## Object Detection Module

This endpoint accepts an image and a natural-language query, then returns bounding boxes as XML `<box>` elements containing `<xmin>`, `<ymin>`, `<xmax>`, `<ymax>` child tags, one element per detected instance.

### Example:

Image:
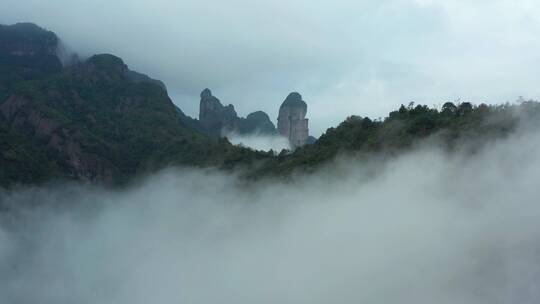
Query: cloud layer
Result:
<box><xmin>226</xmin><ymin>132</ymin><xmax>291</xmax><ymax>152</ymax></box>
<box><xmin>2</xmin><ymin>0</ymin><xmax>540</xmax><ymax>135</ymax></box>
<box><xmin>2</xmin><ymin>123</ymin><xmax>540</xmax><ymax>303</ymax></box>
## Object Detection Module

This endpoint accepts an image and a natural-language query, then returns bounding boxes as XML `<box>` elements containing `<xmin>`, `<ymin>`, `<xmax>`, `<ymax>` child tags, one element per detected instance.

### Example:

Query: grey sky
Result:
<box><xmin>2</xmin><ymin>0</ymin><xmax>540</xmax><ymax>135</ymax></box>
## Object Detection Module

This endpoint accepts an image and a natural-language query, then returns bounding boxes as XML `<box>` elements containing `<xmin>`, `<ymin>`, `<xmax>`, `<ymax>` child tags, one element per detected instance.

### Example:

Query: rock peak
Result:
<box><xmin>197</xmin><ymin>89</ymin><xmax>277</xmax><ymax>137</ymax></box>
<box><xmin>199</xmin><ymin>89</ymin><xmax>238</xmax><ymax>135</ymax></box>
<box><xmin>0</xmin><ymin>22</ymin><xmax>61</xmax><ymax>73</ymax></box>
<box><xmin>282</xmin><ymin>92</ymin><xmax>307</xmax><ymax>109</ymax></box>
<box><xmin>201</xmin><ymin>88</ymin><xmax>212</xmax><ymax>99</ymax></box>
<box><xmin>278</xmin><ymin>92</ymin><xmax>309</xmax><ymax>147</ymax></box>
<box><xmin>285</xmin><ymin>92</ymin><xmax>302</xmax><ymax>102</ymax></box>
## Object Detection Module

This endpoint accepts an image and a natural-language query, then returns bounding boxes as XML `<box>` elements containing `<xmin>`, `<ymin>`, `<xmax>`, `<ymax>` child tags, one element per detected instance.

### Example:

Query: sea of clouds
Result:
<box><xmin>1</xmin><ymin>123</ymin><xmax>540</xmax><ymax>303</ymax></box>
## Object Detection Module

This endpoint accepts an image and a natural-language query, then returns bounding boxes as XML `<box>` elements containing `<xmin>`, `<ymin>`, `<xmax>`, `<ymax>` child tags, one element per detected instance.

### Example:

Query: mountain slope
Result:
<box><xmin>0</xmin><ymin>23</ymin><xmax>269</xmax><ymax>187</ymax></box>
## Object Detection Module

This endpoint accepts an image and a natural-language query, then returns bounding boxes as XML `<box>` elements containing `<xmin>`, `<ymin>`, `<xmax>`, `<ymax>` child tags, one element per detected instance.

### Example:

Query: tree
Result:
<box><xmin>457</xmin><ymin>102</ymin><xmax>473</xmax><ymax>115</ymax></box>
<box><xmin>441</xmin><ymin>102</ymin><xmax>457</xmax><ymax>115</ymax></box>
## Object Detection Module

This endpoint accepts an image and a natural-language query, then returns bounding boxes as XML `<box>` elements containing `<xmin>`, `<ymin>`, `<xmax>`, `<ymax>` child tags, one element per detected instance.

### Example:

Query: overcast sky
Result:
<box><xmin>2</xmin><ymin>0</ymin><xmax>540</xmax><ymax>135</ymax></box>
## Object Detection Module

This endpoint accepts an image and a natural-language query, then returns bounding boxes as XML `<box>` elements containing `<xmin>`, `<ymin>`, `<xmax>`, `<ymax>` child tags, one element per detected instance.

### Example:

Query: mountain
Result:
<box><xmin>0</xmin><ymin>23</ymin><xmax>269</xmax><ymax>187</ymax></box>
<box><xmin>198</xmin><ymin>88</ymin><xmax>277</xmax><ymax>137</ymax></box>
<box><xmin>175</xmin><ymin>88</ymin><xmax>278</xmax><ymax>138</ymax></box>
<box><xmin>198</xmin><ymin>88</ymin><xmax>240</xmax><ymax>136</ymax></box>
<box><xmin>240</xmin><ymin>111</ymin><xmax>276</xmax><ymax>135</ymax></box>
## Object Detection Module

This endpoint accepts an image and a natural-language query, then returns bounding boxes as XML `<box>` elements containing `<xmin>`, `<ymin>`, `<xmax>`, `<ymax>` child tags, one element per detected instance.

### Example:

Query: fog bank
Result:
<box><xmin>226</xmin><ymin>132</ymin><xmax>291</xmax><ymax>152</ymax></box>
<box><xmin>1</xmin><ymin>129</ymin><xmax>540</xmax><ymax>303</ymax></box>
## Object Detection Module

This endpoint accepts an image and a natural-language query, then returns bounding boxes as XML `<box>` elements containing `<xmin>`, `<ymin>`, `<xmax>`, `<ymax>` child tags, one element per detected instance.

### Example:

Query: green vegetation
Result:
<box><xmin>254</xmin><ymin>100</ymin><xmax>540</xmax><ymax>177</ymax></box>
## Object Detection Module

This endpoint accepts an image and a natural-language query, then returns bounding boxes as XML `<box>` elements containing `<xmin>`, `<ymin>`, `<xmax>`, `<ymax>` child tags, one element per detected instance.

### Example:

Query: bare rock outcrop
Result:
<box><xmin>277</xmin><ymin>92</ymin><xmax>309</xmax><ymax>147</ymax></box>
<box><xmin>198</xmin><ymin>88</ymin><xmax>276</xmax><ymax>137</ymax></box>
<box><xmin>240</xmin><ymin>111</ymin><xmax>276</xmax><ymax>135</ymax></box>
<box><xmin>199</xmin><ymin>88</ymin><xmax>239</xmax><ymax>136</ymax></box>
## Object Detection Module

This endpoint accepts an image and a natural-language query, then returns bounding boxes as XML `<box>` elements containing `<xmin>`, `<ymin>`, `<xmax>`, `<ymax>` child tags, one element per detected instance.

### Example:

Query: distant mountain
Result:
<box><xmin>240</xmin><ymin>111</ymin><xmax>276</xmax><ymax>135</ymax></box>
<box><xmin>198</xmin><ymin>88</ymin><xmax>277</xmax><ymax>137</ymax></box>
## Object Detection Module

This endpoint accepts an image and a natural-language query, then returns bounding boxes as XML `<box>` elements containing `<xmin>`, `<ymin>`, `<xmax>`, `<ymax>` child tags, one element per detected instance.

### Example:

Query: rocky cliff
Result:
<box><xmin>277</xmin><ymin>92</ymin><xmax>309</xmax><ymax>146</ymax></box>
<box><xmin>199</xmin><ymin>88</ymin><xmax>239</xmax><ymax>136</ymax></box>
<box><xmin>198</xmin><ymin>88</ymin><xmax>276</xmax><ymax>137</ymax></box>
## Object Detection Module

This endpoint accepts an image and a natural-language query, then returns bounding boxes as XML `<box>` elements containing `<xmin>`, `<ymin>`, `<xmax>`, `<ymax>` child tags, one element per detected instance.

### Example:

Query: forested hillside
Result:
<box><xmin>0</xmin><ymin>23</ymin><xmax>268</xmax><ymax>187</ymax></box>
<box><xmin>256</xmin><ymin>100</ymin><xmax>540</xmax><ymax>177</ymax></box>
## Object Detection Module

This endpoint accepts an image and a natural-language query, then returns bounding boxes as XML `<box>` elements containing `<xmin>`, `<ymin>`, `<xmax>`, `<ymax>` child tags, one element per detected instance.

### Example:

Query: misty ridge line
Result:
<box><xmin>1</xmin><ymin>104</ymin><xmax>539</xmax><ymax>209</ymax></box>
<box><xmin>5</xmin><ymin>22</ymin><xmax>540</xmax><ymax>188</ymax></box>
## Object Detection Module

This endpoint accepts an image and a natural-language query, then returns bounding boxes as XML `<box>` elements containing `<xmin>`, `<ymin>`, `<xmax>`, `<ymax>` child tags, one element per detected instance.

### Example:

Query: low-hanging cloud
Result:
<box><xmin>226</xmin><ymin>132</ymin><xmax>291</xmax><ymax>152</ymax></box>
<box><xmin>2</xmin><ymin>121</ymin><xmax>540</xmax><ymax>303</ymax></box>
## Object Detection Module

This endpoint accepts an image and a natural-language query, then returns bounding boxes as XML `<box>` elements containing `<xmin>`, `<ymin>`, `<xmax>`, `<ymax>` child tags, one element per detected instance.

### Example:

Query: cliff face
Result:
<box><xmin>199</xmin><ymin>88</ymin><xmax>239</xmax><ymax>136</ymax></box>
<box><xmin>277</xmin><ymin>92</ymin><xmax>309</xmax><ymax>147</ymax></box>
<box><xmin>197</xmin><ymin>90</ymin><xmax>312</xmax><ymax>145</ymax></box>
<box><xmin>198</xmin><ymin>88</ymin><xmax>276</xmax><ymax>136</ymax></box>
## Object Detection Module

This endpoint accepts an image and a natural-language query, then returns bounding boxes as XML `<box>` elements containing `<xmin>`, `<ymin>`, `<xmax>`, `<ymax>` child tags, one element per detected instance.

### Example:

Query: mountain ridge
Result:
<box><xmin>0</xmin><ymin>23</ymin><xmax>271</xmax><ymax>187</ymax></box>
<box><xmin>2</xmin><ymin>22</ymin><xmax>540</xmax><ymax>188</ymax></box>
